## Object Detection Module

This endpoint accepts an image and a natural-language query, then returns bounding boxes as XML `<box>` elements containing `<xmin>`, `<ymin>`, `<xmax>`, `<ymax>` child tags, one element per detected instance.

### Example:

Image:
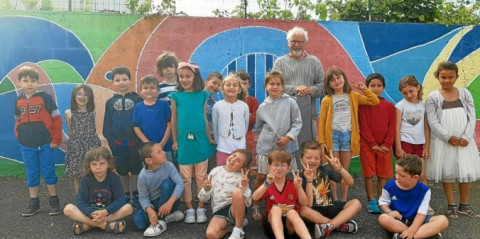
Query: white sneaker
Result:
<box><xmin>165</xmin><ymin>210</ymin><xmax>184</xmax><ymax>223</ymax></box>
<box><xmin>143</xmin><ymin>220</ymin><xmax>167</xmax><ymax>237</ymax></box>
<box><xmin>196</xmin><ymin>207</ymin><xmax>208</xmax><ymax>223</ymax></box>
<box><xmin>184</xmin><ymin>208</ymin><xmax>195</xmax><ymax>224</ymax></box>
<box><xmin>228</xmin><ymin>227</ymin><xmax>245</xmax><ymax>239</ymax></box>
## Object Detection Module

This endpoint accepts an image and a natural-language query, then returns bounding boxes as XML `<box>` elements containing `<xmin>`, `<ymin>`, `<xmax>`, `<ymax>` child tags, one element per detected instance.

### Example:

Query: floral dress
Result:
<box><xmin>65</xmin><ymin>111</ymin><xmax>101</xmax><ymax>177</ymax></box>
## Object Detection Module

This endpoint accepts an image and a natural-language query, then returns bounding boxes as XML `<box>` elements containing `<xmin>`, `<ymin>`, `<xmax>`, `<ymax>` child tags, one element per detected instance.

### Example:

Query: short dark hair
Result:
<box><xmin>299</xmin><ymin>141</ymin><xmax>322</xmax><ymax>158</ymax></box>
<box><xmin>112</xmin><ymin>66</ymin><xmax>131</xmax><ymax>80</ymax></box>
<box><xmin>18</xmin><ymin>66</ymin><xmax>39</xmax><ymax>81</ymax></box>
<box><xmin>138</xmin><ymin>142</ymin><xmax>156</xmax><ymax>164</ymax></box>
<box><xmin>236</xmin><ymin>70</ymin><xmax>251</xmax><ymax>83</ymax></box>
<box><xmin>434</xmin><ymin>61</ymin><xmax>458</xmax><ymax>78</ymax></box>
<box><xmin>264</xmin><ymin>70</ymin><xmax>284</xmax><ymax>87</ymax></box>
<box><xmin>205</xmin><ymin>71</ymin><xmax>223</xmax><ymax>82</ymax></box>
<box><xmin>324</xmin><ymin>66</ymin><xmax>351</xmax><ymax>96</ymax></box>
<box><xmin>396</xmin><ymin>154</ymin><xmax>422</xmax><ymax>176</ymax></box>
<box><xmin>366</xmin><ymin>73</ymin><xmax>385</xmax><ymax>87</ymax></box>
<box><xmin>140</xmin><ymin>75</ymin><xmax>159</xmax><ymax>89</ymax></box>
<box><xmin>267</xmin><ymin>149</ymin><xmax>292</xmax><ymax>165</ymax></box>
<box><xmin>156</xmin><ymin>52</ymin><xmax>178</xmax><ymax>76</ymax></box>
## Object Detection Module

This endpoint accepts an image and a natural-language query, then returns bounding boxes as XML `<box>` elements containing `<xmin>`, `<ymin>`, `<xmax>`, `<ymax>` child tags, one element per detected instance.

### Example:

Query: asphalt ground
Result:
<box><xmin>1</xmin><ymin>176</ymin><xmax>479</xmax><ymax>239</ymax></box>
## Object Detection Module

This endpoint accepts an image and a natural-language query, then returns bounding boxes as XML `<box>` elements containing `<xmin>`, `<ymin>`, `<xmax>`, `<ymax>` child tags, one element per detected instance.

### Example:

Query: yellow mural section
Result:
<box><xmin>423</xmin><ymin>26</ymin><xmax>477</xmax><ymax>99</ymax></box>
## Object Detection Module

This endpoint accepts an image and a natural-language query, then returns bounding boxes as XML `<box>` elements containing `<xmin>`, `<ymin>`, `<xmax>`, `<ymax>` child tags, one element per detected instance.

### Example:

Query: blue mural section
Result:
<box><xmin>449</xmin><ymin>25</ymin><xmax>480</xmax><ymax>63</ymax></box>
<box><xmin>0</xmin><ymin>16</ymin><xmax>93</xmax><ymax>80</ymax></box>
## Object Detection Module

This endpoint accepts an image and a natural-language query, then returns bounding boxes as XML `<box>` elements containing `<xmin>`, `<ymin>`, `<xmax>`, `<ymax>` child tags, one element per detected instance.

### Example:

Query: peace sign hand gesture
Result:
<box><xmin>301</xmin><ymin>162</ymin><xmax>314</xmax><ymax>181</ymax></box>
<box><xmin>240</xmin><ymin>168</ymin><xmax>250</xmax><ymax>191</ymax></box>
<box><xmin>292</xmin><ymin>170</ymin><xmax>303</xmax><ymax>189</ymax></box>
<box><xmin>325</xmin><ymin>151</ymin><xmax>342</xmax><ymax>172</ymax></box>
<box><xmin>266</xmin><ymin>169</ymin><xmax>276</xmax><ymax>185</ymax></box>
<box><xmin>204</xmin><ymin>175</ymin><xmax>213</xmax><ymax>191</ymax></box>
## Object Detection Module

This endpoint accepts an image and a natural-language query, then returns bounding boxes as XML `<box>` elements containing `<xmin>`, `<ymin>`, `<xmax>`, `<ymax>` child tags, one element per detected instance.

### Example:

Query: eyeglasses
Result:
<box><xmin>271</xmin><ymin>163</ymin><xmax>288</xmax><ymax>168</ymax></box>
<box><xmin>75</xmin><ymin>93</ymin><xmax>88</xmax><ymax>98</ymax></box>
<box><xmin>289</xmin><ymin>40</ymin><xmax>305</xmax><ymax>45</ymax></box>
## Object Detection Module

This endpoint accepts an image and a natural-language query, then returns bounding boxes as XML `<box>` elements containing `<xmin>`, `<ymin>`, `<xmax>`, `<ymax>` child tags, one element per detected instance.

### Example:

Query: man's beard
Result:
<box><xmin>291</xmin><ymin>49</ymin><xmax>303</xmax><ymax>57</ymax></box>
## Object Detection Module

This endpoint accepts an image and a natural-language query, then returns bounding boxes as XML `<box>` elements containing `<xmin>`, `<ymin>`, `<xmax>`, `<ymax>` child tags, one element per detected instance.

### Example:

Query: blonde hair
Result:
<box><xmin>267</xmin><ymin>149</ymin><xmax>292</xmax><ymax>165</ymax></box>
<box><xmin>398</xmin><ymin>75</ymin><xmax>422</xmax><ymax>100</ymax></box>
<box><xmin>222</xmin><ymin>74</ymin><xmax>246</xmax><ymax>101</ymax></box>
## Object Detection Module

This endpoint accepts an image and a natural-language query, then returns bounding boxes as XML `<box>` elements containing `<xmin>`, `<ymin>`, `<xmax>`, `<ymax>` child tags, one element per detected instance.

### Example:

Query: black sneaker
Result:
<box><xmin>49</xmin><ymin>195</ymin><xmax>61</xmax><ymax>216</ymax></box>
<box><xmin>22</xmin><ymin>197</ymin><xmax>40</xmax><ymax>217</ymax></box>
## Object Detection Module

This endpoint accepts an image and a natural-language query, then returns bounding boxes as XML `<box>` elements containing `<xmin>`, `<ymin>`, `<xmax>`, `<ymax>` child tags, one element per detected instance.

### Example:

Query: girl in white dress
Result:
<box><xmin>426</xmin><ymin>61</ymin><xmax>480</xmax><ymax>220</ymax></box>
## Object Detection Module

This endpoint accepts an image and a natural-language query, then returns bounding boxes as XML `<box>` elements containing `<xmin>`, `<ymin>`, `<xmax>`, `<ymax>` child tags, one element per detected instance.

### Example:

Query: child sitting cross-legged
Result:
<box><xmin>252</xmin><ymin>149</ymin><xmax>311</xmax><ymax>239</ymax></box>
<box><xmin>378</xmin><ymin>154</ymin><xmax>449</xmax><ymax>239</ymax></box>
<box><xmin>299</xmin><ymin>141</ymin><xmax>362</xmax><ymax>239</ymax></box>
<box><xmin>199</xmin><ymin>149</ymin><xmax>252</xmax><ymax>239</ymax></box>
<box><xmin>134</xmin><ymin>142</ymin><xmax>185</xmax><ymax>237</ymax></box>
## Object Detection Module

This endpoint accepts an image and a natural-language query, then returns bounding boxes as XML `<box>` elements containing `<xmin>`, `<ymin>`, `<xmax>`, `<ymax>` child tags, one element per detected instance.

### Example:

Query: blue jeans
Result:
<box><xmin>133</xmin><ymin>179</ymin><xmax>180</xmax><ymax>230</ymax></box>
<box><xmin>20</xmin><ymin>143</ymin><xmax>58</xmax><ymax>187</ymax></box>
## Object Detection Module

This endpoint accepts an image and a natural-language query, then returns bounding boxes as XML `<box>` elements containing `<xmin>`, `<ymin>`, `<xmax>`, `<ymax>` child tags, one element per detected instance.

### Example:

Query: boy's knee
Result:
<box><xmin>161</xmin><ymin>178</ymin><xmax>175</xmax><ymax>191</ymax></box>
<box><xmin>346</xmin><ymin>198</ymin><xmax>362</xmax><ymax>212</ymax></box>
<box><xmin>378</xmin><ymin>213</ymin><xmax>392</xmax><ymax>225</ymax></box>
<box><xmin>63</xmin><ymin>203</ymin><xmax>76</xmax><ymax>216</ymax></box>
<box><xmin>433</xmin><ymin>215</ymin><xmax>449</xmax><ymax>229</ymax></box>
<box><xmin>205</xmin><ymin>227</ymin><xmax>217</xmax><ymax>239</ymax></box>
<box><xmin>121</xmin><ymin>203</ymin><xmax>134</xmax><ymax>215</ymax></box>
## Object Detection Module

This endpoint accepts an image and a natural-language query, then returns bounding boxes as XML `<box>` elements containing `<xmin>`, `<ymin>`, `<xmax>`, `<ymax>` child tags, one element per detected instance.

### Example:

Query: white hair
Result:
<box><xmin>286</xmin><ymin>26</ymin><xmax>308</xmax><ymax>43</ymax></box>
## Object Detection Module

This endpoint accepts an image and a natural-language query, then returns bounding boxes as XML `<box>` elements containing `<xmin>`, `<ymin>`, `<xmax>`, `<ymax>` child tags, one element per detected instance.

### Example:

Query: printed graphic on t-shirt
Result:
<box><xmin>313</xmin><ymin>178</ymin><xmax>331</xmax><ymax>206</ymax></box>
<box><xmin>404</xmin><ymin>109</ymin><xmax>422</xmax><ymax>126</ymax></box>
<box><xmin>113</xmin><ymin>98</ymin><xmax>135</xmax><ymax>111</ymax></box>
<box><xmin>90</xmin><ymin>189</ymin><xmax>112</xmax><ymax>209</ymax></box>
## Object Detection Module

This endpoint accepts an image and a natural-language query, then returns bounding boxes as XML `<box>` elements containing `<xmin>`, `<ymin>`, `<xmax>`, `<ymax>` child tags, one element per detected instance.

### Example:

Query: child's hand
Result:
<box><xmin>388</xmin><ymin>210</ymin><xmax>402</xmax><ymax>220</ymax></box>
<box><xmin>208</xmin><ymin>138</ymin><xmax>216</xmax><ymax>145</ymax></box>
<box><xmin>448</xmin><ymin>136</ymin><xmax>460</xmax><ymax>146</ymax></box>
<box><xmin>372</xmin><ymin>145</ymin><xmax>381</xmax><ymax>152</ymax></box>
<box><xmin>203</xmin><ymin>175</ymin><xmax>212</xmax><ymax>191</ymax></box>
<box><xmin>50</xmin><ymin>143</ymin><xmax>59</xmax><ymax>148</ymax></box>
<box><xmin>325</xmin><ymin>151</ymin><xmax>342</xmax><ymax>172</ymax></box>
<box><xmin>158</xmin><ymin>201</ymin><xmax>173</xmax><ymax>218</ymax></box>
<box><xmin>276</xmin><ymin>136</ymin><xmax>290</xmax><ymax>148</ymax></box>
<box><xmin>400</xmin><ymin>227</ymin><xmax>416</xmax><ymax>239</ymax></box>
<box><xmin>240</xmin><ymin>168</ymin><xmax>250</xmax><ymax>191</ymax></box>
<box><xmin>352</xmin><ymin>81</ymin><xmax>367</xmax><ymax>90</ymax></box>
<box><xmin>172</xmin><ymin>142</ymin><xmax>178</xmax><ymax>151</ymax></box>
<box><xmin>146</xmin><ymin>207</ymin><xmax>158</xmax><ymax>226</ymax></box>
<box><xmin>379</xmin><ymin>146</ymin><xmax>390</xmax><ymax>154</ymax></box>
<box><xmin>266</xmin><ymin>169</ymin><xmax>276</xmax><ymax>185</ymax></box>
<box><xmin>459</xmin><ymin>138</ymin><xmax>469</xmax><ymax>147</ymax></box>
<box><xmin>300</xmin><ymin>162</ymin><xmax>314</xmax><ymax>181</ymax></box>
<box><xmin>292</xmin><ymin>170</ymin><xmax>303</xmax><ymax>189</ymax></box>
<box><xmin>91</xmin><ymin>210</ymin><xmax>107</xmax><ymax>224</ymax></box>
<box><xmin>320</xmin><ymin>143</ymin><xmax>328</xmax><ymax>155</ymax></box>
<box><xmin>395</xmin><ymin>148</ymin><xmax>405</xmax><ymax>158</ymax></box>
<box><xmin>422</xmin><ymin>147</ymin><xmax>429</xmax><ymax>159</ymax></box>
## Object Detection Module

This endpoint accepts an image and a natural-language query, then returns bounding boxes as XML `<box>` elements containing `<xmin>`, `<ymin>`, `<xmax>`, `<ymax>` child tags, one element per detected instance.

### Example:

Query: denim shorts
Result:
<box><xmin>332</xmin><ymin>130</ymin><xmax>351</xmax><ymax>152</ymax></box>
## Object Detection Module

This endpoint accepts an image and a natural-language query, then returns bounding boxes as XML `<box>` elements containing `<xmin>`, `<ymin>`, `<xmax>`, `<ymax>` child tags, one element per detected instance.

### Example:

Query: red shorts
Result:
<box><xmin>359</xmin><ymin>139</ymin><xmax>393</xmax><ymax>178</ymax></box>
<box><xmin>400</xmin><ymin>141</ymin><xmax>424</xmax><ymax>158</ymax></box>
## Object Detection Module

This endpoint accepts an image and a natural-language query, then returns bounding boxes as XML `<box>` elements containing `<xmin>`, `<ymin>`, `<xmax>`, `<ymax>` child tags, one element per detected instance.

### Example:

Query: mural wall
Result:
<box><xmin>1</xmin><ymin>11</ymin><xmax>479</xmax><ymax>163</ymax></box>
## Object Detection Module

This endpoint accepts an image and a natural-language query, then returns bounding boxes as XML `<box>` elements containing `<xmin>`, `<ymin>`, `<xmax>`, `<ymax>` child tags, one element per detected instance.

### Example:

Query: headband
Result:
<box><xmin>177</xmin><ymin>62</ymin><xmax>199</xmax><ymax>73</ymax></box>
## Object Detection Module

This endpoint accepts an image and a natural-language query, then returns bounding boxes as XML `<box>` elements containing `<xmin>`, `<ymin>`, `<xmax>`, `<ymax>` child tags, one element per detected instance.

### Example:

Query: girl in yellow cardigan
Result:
<box><xmin>318</xmin><ymin>66</ymin><xmax>379</xmax><ymax>202</ymax></box>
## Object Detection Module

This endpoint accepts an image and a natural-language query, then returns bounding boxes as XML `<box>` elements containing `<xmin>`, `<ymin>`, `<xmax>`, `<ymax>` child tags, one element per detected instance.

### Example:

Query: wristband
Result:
<box><xmin>306</xmin><ymin>180</ymin><xmax>313</xmax><ymax>184</ymax></box>
<box><xmin>385</xmin><ymin>209</ymin><xmax>393</xmax><ymax>214</ymax></box>
<box><xmin>264</xmin><ymin>181</ymin><xmax>271</xmax><ymax>187</ymax></box>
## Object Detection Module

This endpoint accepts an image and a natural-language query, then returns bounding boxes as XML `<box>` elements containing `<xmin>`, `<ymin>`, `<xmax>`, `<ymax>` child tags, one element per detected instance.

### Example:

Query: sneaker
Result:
<box><xmin>228</xmin><ymin>227</ymin><xmax>245</xmax><ymax>239</ymax></box>
<box><xmin>184</xmin><ymin>208</ymin><xmax>195</xmax><ymax>224</ymax></box>
<box><xmin>143</xmin><ymin>220</ymin><xmax>167</xmax><ymax>237</ymax></box>
<box><xmin>367</xmin><ymin>199</ymin><xmax>381</xmax><ymax>214</ymax></box>
<box><xmin>337</xmin><ymin>220</ymin><xmax>358</xmax><ymax>233</ymax></box>
<box><xmin>48</xmin><ymin>195</ymin><xmax>61</xmax><ymax>216</ymax></box>
<box><xmin>196</xmin><ymin>207</ymin><xmax>208</xmax><ymax>223</ymax></box>
<box><xmin>22</xmin><ymin>197</ymin><xmax>40</xmax><ymax>217</ymax></box>
<box><xmin>314</xmin><ymin>223</ymin><xmax>333</xmax><ymax>239</ymax></box>
<box><xmin>165</xmin><ymin>210</ymin><xmax>184</xmax><ymax>223</ymax></box>
<box><xmin>226</xmin><ymin>219</ymin><xmax>249</xmax><ymax>230</ymax></box>
<box><xmin>392</xmin><ymin>233</ymin><xmax>400</xmax><ymax>239</ymax></box>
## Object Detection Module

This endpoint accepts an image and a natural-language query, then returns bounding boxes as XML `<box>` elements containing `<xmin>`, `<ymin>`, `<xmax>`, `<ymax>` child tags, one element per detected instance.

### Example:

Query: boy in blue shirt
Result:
<box><xmin>103</xmin><ymin>66</ymin><xmax>143</xmax><ymax>208</ymax></box>
<box><xmin>134</xmin><ymin>142</ymin><xmax>184</xmax><ymax>237</ymax></box>
<box><xmin>378</xmin><ymin>155</ymin><xmax>448</xmax><ymax>239</ymax></box>
<box><xmin>132</xmin><ymin>75</ymin><xmax>172</xmax><ymax>161</ymax></box>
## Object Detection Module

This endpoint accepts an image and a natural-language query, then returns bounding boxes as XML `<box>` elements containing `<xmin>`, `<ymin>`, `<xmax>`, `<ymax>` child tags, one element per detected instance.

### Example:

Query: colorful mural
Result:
<box><xmin>1</xmin><ymin>11</ymin><xmax>479</xmax><ymax>163</ymax></box>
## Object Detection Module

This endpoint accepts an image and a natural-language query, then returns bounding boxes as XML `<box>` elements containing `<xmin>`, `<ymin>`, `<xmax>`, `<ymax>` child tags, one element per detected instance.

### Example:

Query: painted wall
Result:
<box><xmin>1</xmin><ymin>11</ymin><xmax>479</xmax><ymax>163</ymax></box>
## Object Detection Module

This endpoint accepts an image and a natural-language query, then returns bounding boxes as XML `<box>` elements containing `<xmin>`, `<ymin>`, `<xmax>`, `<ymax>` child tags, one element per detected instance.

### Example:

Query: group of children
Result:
<box><xmin>14</xmin><ymin>52</ymin><xmax>478</xmax><ymax>238</ymax></box>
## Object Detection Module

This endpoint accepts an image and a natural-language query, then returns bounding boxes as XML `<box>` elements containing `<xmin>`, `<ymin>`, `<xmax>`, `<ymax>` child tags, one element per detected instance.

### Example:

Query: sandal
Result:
<box><xmin>105</xmin><ymin>220</ymin><xmax>126</xmax><ymax>234</ymax></box>
<box><xmin>458</xmin><ymin>204</ymin><xmax>480</xmax><ymax>219</ymax></box>
<box><xmin>445</xmin><ymin>204</ymin><xmax>459</xmax><ymax>219</ymax></box>
<box><xmin>72</xmin><ymin>221</ymin><xmax>89</xmax><ymax>235</ymax></box>
<box><xmin>252</xmin><ymin>206</ymin><xmax>262</xmax><ymax>221</ymax></box>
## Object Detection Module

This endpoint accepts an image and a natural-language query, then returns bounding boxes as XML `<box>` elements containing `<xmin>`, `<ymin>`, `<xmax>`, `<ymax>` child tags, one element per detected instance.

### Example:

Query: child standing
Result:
<box><xmin>14</xmin><ymin>66</ymin><xmax>62</xmax><ymax>217</ymax></box>
<box><xmin>103</xmin><ymin>66</ymin><xmax>143</xmax><ymax>208</ymax></box>
<box><xmin>252</xmin><ymin>71</ymin><xmax>302</xmax><ymax>220</ymax></box>
<box><xmin>156</xmin><ymin>51</ymin><xmax>179</xmax><ymax>101</ymax></box>
<box><xmin>358</xmin><ymin>73</ymin><xmax>395</xmax><ymax>213</ymax></box>
<box><xmin>394</xmin><ymin>75</ymin><xmax>432</xmax><ymax>214</ymax></box>
<box><xmin>170</xmin><ymin>62</ymin><xmax>216</xmax><ymax>224</ymax></box>
<box><xmin>236</xmin><ymin>70</ymin><xmax>259</xmax><ymax>172</ymax></box>
<box><xmin>212</xmin><ymin>75</ymin><xmax>249</xmax><ymax>166</ymax></box>
<box><xmin>63</xmin><ymin>147</ymin><xmax>133</xmax><ymax>235</ymax></box>
<box><xmin>252</xmin><ymin>149</ymin><xmax>310</xmax><ymax>239</ymax></box>
<box><xmin>318</xmin><ymin>66</ymin><xmax>379</xmax><ymax>202</ymax></box>
<box><xmin>426</xmin><ymin>61</ymin><xmax>480</xmax><ymax>219</ymax></box>
<box><xmin>65</xmin><ymin>84</ymin><xmax>101</xmax><ymax>194</ymax></box>
<box><xmin>205</xmin><ymin>71</ymin><xmax>224</xmax><ymax>126</ymax></box>
<box><xmin>378</xmin><ymin>155</ymin><xmax>448</xmax><ymax>238</ymax></box>
<box><xmin>132</xmin><ymin>75</ymin><xmax>172</xmax><ymax>160</ymax></box>
<box><xmin>299</xmin><ymin>142</ymin><xmax>361</xmax><ymax>239</ymax></box>
<box><xmin>134</xmin><ymin>142</ymin><xmax>185</xmax><ymax>237</ymax></box>
<box><xmin>199</xmin><ymin>149</ymin><xmax>252</xmax><ymax>239</ymax></box>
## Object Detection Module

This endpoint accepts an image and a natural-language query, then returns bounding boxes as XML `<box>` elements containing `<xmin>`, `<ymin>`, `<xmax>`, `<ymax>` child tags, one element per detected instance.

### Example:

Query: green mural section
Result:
<box><xmin>468</xmin><ymin>76</ymin><xmax>480</xmax><ymax>119</ymax></box>
<box><xmin>39</xmin><ymin>60</ymin><xmax>84</xmax><ymax>84</ymax></box>
<box><xmin>0</xmin><ymin>77</ymin><xmax>15</xmax><ymax>94</ymax></box>
<box><xmin>0</xmin><ymin>10</ymin><xmax>141</xmax><ymax>62</ymax></box>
